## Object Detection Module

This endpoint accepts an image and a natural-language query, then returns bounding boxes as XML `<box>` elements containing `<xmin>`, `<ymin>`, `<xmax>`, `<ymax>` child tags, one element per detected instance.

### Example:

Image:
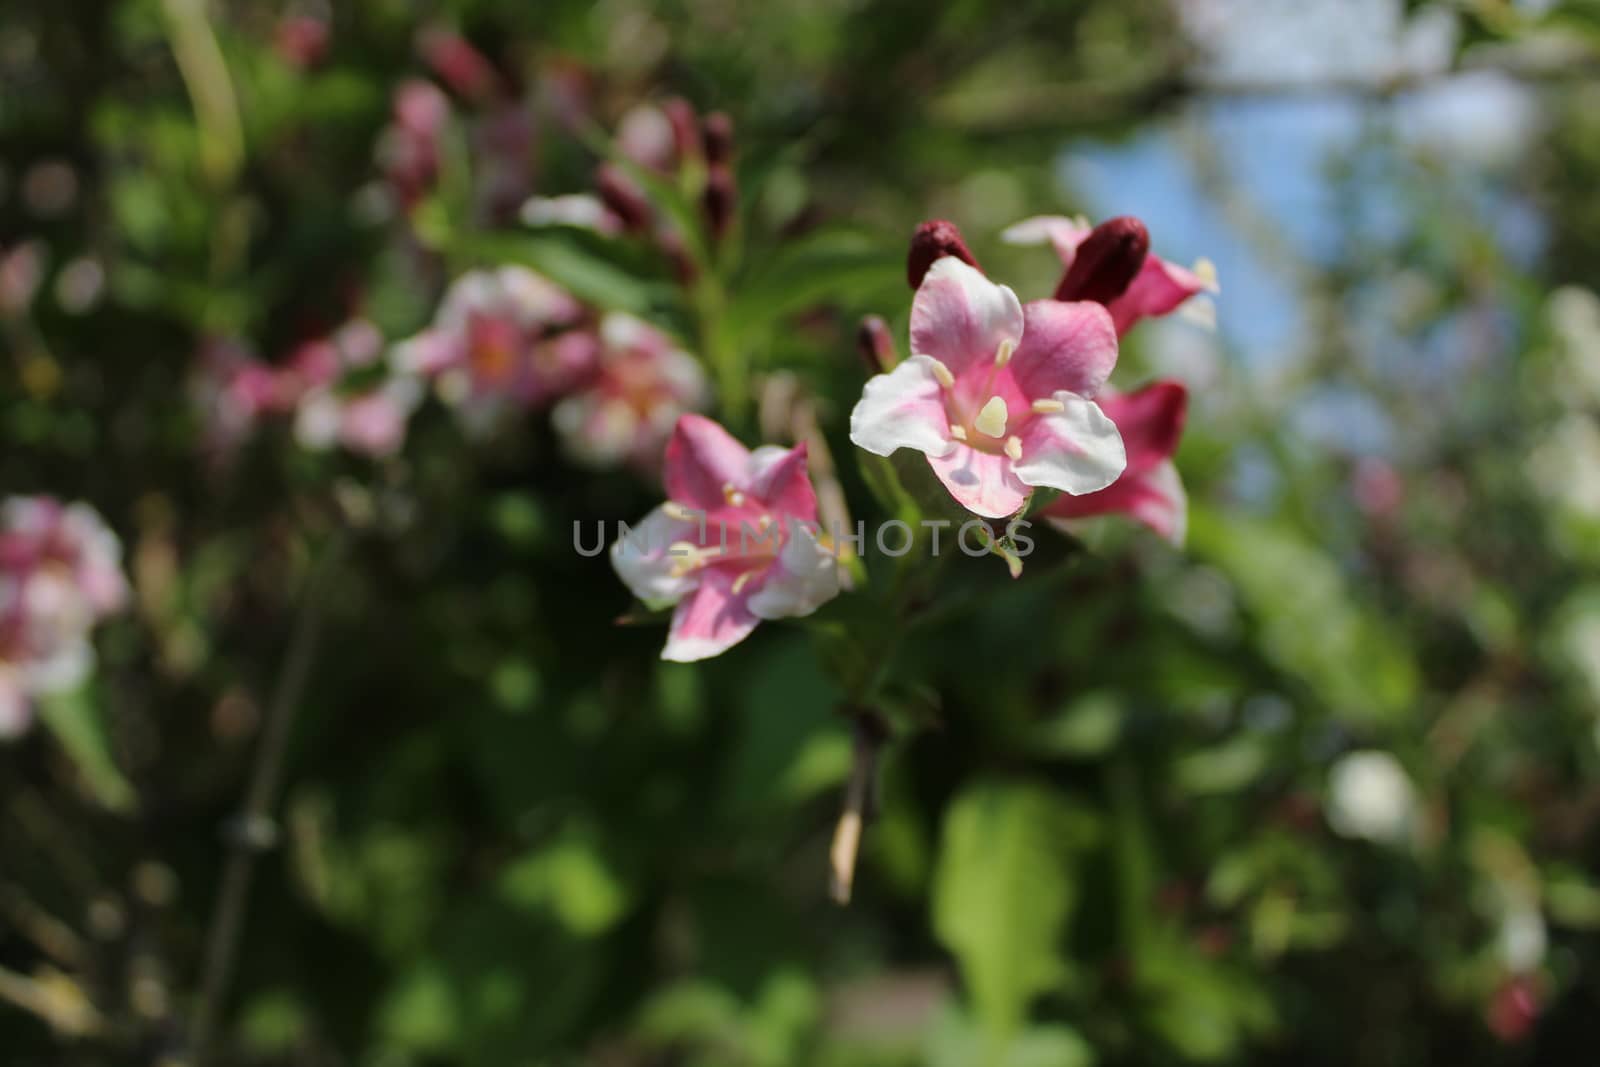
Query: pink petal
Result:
<box><xmin>664</xmin><ymin>415</ymin><xmax>752</xmax><ymax>510</ymax></box>
<box><xmin>1013</xmin><ymin>392</ymin><xmax>1126</xmax><ymax>496</ymax></box>
<box><xmin>611</xmin><ymin>505</ymin><xmax>700</xmax><ymax>605</ymax></box>
<box><xmin>1098</xmin><ymin>381</ymin><xmax>1187</xmax><ymax>479</ymax></box>
<box><xmin>1047</xmin><ymin>459</ymin><xmax>1187</xmax><ymax>545</ymax></box>
<box><xmin>1000</xmin><ymin>215</ymin><xmax>1086</xmax><ymax>262</ymax></box>
<box><xmin>926</xmin><ymin>443</ymin><xmax>1031</xmax><ymax>519</ymax></box>
<box><xmin>1107</xmin><ymin>257</ymin><xmax>1210</xmax><ymax>335</ymax></box>
<box><xmin>663</xmin><ymin>569</ymin><xmax>760</xmax><ymax>662</ymax></box>
<box><xmin>747</xmin><ymin>443</ymin><xmax>818</xmax><ymax>522</ymax></box>
<box><xmin>1010</xmin><ymin>299</ymin><xmax>1119</xmax><ymax>400</ymax></box>
<box><xmin>909</xmin><ymin>258</ymin><xmax>1023</xmax><ymax>378</ymax></box>
<box><xmin>848</xmin><ymin>355</ymin><xmax>957</xmax><ymax>460</ymax></box>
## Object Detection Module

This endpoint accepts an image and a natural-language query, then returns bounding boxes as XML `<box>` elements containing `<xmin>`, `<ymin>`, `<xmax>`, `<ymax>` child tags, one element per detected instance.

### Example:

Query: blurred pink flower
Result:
<box><xmin>850</xmin><ymin>254</ymin><xmax>1126</xmax><ymax>519</ymax></box>
<box><xmin>612</xmin><ymin>416</ymin><xmax>842</xmax><ymax>662</ymax></box>
<box><xmin>1003</xmin><ymin>215</ymin><xmax>1219</xmax><ymax>335</ymax></box>
<box><xmin>275</xmin><ymin>14</ymin><xmax>330</xmax><ymax>69</ymax></box>
<box><xmin>294</xmin><ymin>377</ymin><xmax>422</xmax><ymax>459</ymax></box>
<box><xmin>393</xmin><ymin>266</ymin><xmax>592</xmax><ymax>427</ymax></box>
<box><xmin>418</xmin><ymin>27</ymin><xmax>501</xmax><ymax>102</ymax></box>
<box><xmin>552</xmin><ymin>313</ymin><xmax>706</xmax><ymax>472</ymax></box>
<box><xmin>1043</xmin><ymin>381</ymin><xmax>1189</xmax><ymax>544</ymax></box>
<box><xmin>377</xmin><ymin>80</ymin><xmax>452</xmax><ymax>210</ymax></box>
<box><xmin>0</xmin><ymin>497</ymin><xmax>129</xmax><ymax>738</ymax></box>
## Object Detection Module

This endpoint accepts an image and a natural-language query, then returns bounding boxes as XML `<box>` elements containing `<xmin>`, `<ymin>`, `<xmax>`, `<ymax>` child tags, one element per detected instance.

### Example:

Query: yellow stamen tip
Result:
<box><xmin>949</xmin><ymin>424</ymin><xmax>967</xmax><ymax>442</ymax></box>
<box><xmin>1194</xmin><ymin>257</ymin><xmax>1220</xmax><ymax>292</ymax></box>
<box><xmin>1031</xmin><ymin>398</ymin><xmax>1065</xmax><ymax>415</ymax></box>
<box><xmin>1005</xmin><ymin>435</ymin><xmax>1023</xmax><ymax>461</ymax></box>
<box><xmin>995</xmin><ymin>338</ymin><xmax>1015</xmax><ymax>367</ymax></box>
<box><xmin>927</xmin><ymin>358</ymin><xmax>956</xmax><ymax>389</ymax></box>
<box><xmin>974</xmin><ymin>396</ymin><xmax>1008</xmax><ymax>439</ymax></box>
<box><xmin>731</xmin><ymin>570</ymin><xmax>755</xmax><ymax>595</ymax></box>
<box><xmin>722</xmin><ymin>484</ymin><xmax>746</xmax><ymax>506</ymax></box>
<box><xmin>663</xmin><ymin>501</ymin><xmax>696</xmax><ymax>521</ymax></box>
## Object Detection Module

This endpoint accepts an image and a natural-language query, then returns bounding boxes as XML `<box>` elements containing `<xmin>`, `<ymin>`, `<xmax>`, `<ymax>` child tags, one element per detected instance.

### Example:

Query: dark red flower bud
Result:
<box><xmin>1054</xmin><ymin>216</ymin><xmax>1149</xmax><ymax>304</ymax></box>
<box><xmin>418</xmin><ymin>27</ymin><xmax>500</xmax><ymax>102</ymax></box>
<box><xmin>662</xmin><ymin>97</ymin><xmax>702</xmax><ymax>167</ymax></box>
<box><xmin>595</xmin><ymin>163</ymin><xmax>652</xmax><ymax>233</ymax></box>
<box><xmin>657</xmin><ymin>228</ymin><xmax>698</xmax><ymax>285</ymax></box>
<box><xmin>702</xmin><ymin>165</ymin><xmax>737</xmax><ymax>241</ymax></box>
<box><xmin>702</xmin><ymin>112</ymin><xmax>734</xmax><ymax>167</ymax></box>
<box><xmin>907</xmin><ymin>219</ymin><xmax>980</xmax><ymax>290</ymax></box>
<box><xmin>275</xmin><ymin>15</ymin><xmax>330</xmax><ymax>70</ymax></box>
<box><xmin>856</xmin><ymin>315</ymin><xmax>897</xmax><ymax>373</ymax></box>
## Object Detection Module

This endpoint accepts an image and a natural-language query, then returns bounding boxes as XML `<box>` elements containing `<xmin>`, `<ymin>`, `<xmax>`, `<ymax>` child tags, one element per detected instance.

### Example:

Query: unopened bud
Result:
<box><xmin>662</xmin><ymin>97</ymin><xmax>702</xmax><ymax>167</ymax></box>
<box><xmin>907</xmin><ymin>219</ymin><xmax>980</xmax><ymax>290</ymax></box>
<box><xmin>657</xmin><ymin>228</ymin><xmax>698</xmax><ymax>285</ymax></box>
<box><xmin>702</xmin><ymin>165</ymin><xmax>737</xmax><ymax>241</ymax></box>
<box><xmin>702</xmin><ymin>112</ymin><xmax>734</xmax><ymax>167</ymax></box>
<box><xmin>1054</xmin><ymin>216</ymin><xmax>1149</xmax><ymax>304</ymax></box>
<box><xmin>595</xmin><ymin>163</ymin><xmax>652</xmax><ymax>233</ymax></box>
<box><xmin>856</xmin><ymin>315</ymin><xmax>897</xmax><ymax>373</ymax></box>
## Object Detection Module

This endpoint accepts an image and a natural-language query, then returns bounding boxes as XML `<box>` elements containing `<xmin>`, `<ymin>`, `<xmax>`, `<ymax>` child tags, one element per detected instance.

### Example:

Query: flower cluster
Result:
<box><xmin>611</xmin><ymin>212</ymin><xmax>1216</xmax><ymax>662</ymax></box>
<box><xmin>0</xmin><ymin>497</ymin><xmax>129</xmax><ymax>737</ymax></box>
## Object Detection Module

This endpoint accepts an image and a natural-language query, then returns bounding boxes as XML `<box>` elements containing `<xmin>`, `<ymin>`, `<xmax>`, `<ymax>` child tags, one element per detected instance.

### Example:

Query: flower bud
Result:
<box><xmin>657</xmin><ymin>228</ymin><xmax>698</xmax><ymax>285</ymax></box>
<box><xmin>662</xmin><ymin>97</ymin><xmax>702</xmax><ymax>167</ymax></box>
<box><xmin>594</xmin><ymin>163</ymin><xmax>652</xmax><ymax>233</ymax></box>
<box><xmin>1054</xmin><ymin>216</ymin><xmax>1148</xmax><ymax>304</ymax></box>
<box><xmin>702</xmin><ymin>165</ymin><xmax>736</xmax><ymax>242</ymax></box>
<box><xmin>907</xmin><ymin>219</ymin><xmax>979</xmax><ymax>290</ymax></box>
<box><xmin>702</xmin><ymin>112</ymin><xmax>734</xmax><ymax>167</ymax></box>
<box><xmin>418</xmin><ymin>27</ymin><xmax>500</xmax><ymax>102</ymax></box>
<box><xmin>856</xmin><ymin>315</ymin><xmax>898</xmax><ymax>373</ymax></box>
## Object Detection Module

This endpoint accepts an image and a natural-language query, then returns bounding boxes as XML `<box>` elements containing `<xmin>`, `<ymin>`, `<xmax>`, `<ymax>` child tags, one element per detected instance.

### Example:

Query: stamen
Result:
<box><xmin>662</xmin><ymin>501</ymin><xmax>697</xmax><ymax>521</ymax></box>
<box><xmin>722</xmin><ymin>483</ymin><xmax>747</xmax><ymax>507</ymax></box>
<box><xmin>1005</xmin><ymin>435</ymin><xmax>1023</xmax><ymax>461</ymax></box>
<box><xmin>1193</xmin><ymin>257</ymin><xmax>1220</xmax><ymax>292</ymax></box>
<box><xmin>731</xmin><ymin>570</ymin><xmax>756</xmax><ymax>595</ymax></box>
<box><xmin>974</xmin><ymin>396</ymin><xmax>1008</xmax><ymax>438</ymax></box>
<box><xmin>994</xmin><ymin>338</ymin><xmax>1015</xmax><ymax>368</ymax></box>
<box><xmin>1031</xmin><ymin>398</ymin><xmax>1065</xmax><ymax>415</ymax></box>
<box><xmin>926</xmin><ymin>358</ymin><xmax>955</xmax><ymax>389</ymax></box>
<box><xmin>949</xmin><ymin>424</ymin><xmax>967</xmax><ymax>442</ymax></box>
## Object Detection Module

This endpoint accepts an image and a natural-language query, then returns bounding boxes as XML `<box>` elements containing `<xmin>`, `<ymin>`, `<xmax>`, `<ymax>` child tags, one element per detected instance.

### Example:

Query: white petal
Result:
<box><xmin>848</xmin><ymin>355</ymin><xmax>956</xmax><ymax>459</ymax></box>
<box><xmin>610</xmin><ymin>505</ymin><xmax>698</xmax><ymax>606</ymax></box>
<box><xmin>1013</xmin><ymin>391</ymin><xmax>1127</xmax><ymax>496</ymax></box>
<box><xmin>746</xmin><ymin>523</ymin><xmax>842</xmax><ymax>620</ymax></box>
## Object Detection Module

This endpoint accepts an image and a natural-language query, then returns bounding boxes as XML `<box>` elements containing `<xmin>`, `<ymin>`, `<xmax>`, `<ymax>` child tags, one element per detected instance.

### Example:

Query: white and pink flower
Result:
<box><xmin>0</xmin><ymin>497</ymin><xmax>129</xmax><ymax>738</ymax></box>
<box><xmin>393</xmin><ymin>266</ymin><xmax>594</xmax><ymax>428</ymax></box>
<box><xmin>611</xmin><ymin>416</ymin><xmax>842</xmax><ymax>662</ymax></box>
<box><xmin>849</xmin><ymin>256</ymin><xmax>1127</xmax><ymax>519</ymax></box>
<box><xmin>1042</xmin><ymin>381</ymin><xmax>1189</xmax><ymax>544</ymax></box>
<box><xmin>552</xmin><ymin>313</ymin><xmax>706</xmax><ymax>472</ymax></box>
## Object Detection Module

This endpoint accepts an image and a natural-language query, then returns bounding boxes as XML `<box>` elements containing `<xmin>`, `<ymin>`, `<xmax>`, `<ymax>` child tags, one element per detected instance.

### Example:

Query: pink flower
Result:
<box><xmin>611</xmin><ymin>416</ymin><xmax>843</xmax><ymax>662</ymax></box>
<box><xmin>394</xmin><ymin>266</ymin><xmax>593</xmax><ymax>426</ymax></box>
<box><xmin>552</xmin><ymin>313</ymin><xmax>707</xmax><ymax>472</ymax></box>
<box><xmin>377</xmin><ymin>80</ymin><xmax>452</xmax><ymax>210</ymax></box>
<box><xmin>294</xmin><ymin>377</ymin><xmax>422</xmax><ymax>459</ymax></box>
<box><xmin>1042</xmin><ymin>381</ymin><xmax>1189</xmax><ymax>545</ymax></box>
<box><xmin>1003</xmin><ymin>216</ymin><xmax>1218</xmax><ymax>335</ymax></box>
<box><xmin>849</xmin><ymin>256</ymin><xmax>1127</xmax><ymax>519</ymax></box>
<box><xmin>0</xmin><ymin>497</ymin><xmax>129</xmax><ymax>738</ymax></box>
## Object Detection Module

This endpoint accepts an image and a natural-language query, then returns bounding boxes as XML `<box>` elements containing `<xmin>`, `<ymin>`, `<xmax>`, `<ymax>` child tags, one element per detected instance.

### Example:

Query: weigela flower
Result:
<box><xmin>378</xmin><ymin>80</ymin><xmax>452</xmax><ymax>211</ymax></box>
<box><xmin>1043</xmin><ymin>381</ymin><xmax>1189</xmax><ymax>545</ymax></box>
<box><xmin>552</xmin><ymin>313</ymin><xmax>707</xmax><ymax>472</ymax></box>
<box><xmin>393</xmin><ymin>266</ymin><xmax>594</xmax><ymax>428</ymax></box>
<box><xmin>0</xmin><ymin>497</ymin><xmax>129</xmax><ymax>738</ymax></box>
<box><xmin>850</xmin><ymin>254</ymin><xmax>1127</xmax><ymax>519</ymax></box>
<box><xmin>1003</xmin><ymin>215</ymin><xmax>1218</xmax><ymax>335</ymax></box>
<box><xmin>612</xmin><ymin>416</ymin><xmax>842</xmax><ymax>662</ymax></box>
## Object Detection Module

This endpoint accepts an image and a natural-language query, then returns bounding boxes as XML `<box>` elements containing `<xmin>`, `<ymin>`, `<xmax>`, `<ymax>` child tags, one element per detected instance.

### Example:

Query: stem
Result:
<box><xmin>188</xmin><ymin>531</ymin><xmax>348</xmax><ymax>1064</ymax></box>
<box><xmin>828</xmin><ymin>711</ymin><xmax>886</xmax><ymax>905</ymax></box>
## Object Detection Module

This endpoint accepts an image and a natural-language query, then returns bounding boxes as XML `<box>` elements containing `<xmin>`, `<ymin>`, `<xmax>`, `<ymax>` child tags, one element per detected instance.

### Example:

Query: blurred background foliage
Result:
<box><xmin>7</xmin><ymin>0</ymin><xmax>1600</xmax><ymax>1064</ymax></box>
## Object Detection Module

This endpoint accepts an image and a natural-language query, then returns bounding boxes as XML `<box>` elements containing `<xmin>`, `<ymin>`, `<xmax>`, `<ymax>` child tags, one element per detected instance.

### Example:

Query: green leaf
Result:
<box><xmin>460</xmin><ymin>233</ymin><xmax>663</xmax><ymax>314</ymax></box>
<box><xmin>932</xmin><ymin>781</ymin><xmax>1093</xmax><ymax>1044</ymax></box>
<box><xmin>36</xmin><ymin>686</ymin><xmax>135</xmax><ymax>813</ymax></box>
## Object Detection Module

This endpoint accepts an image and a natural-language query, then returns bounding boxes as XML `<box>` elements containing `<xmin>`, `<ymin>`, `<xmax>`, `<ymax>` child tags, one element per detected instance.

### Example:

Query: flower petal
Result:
<box><xmin>746</xmin><ymin>443</ymin><xmax>818</xmax><ymax>522</ymax></box>
<box><xmin>747</xmin><ymin>522</ymin><xmax>841</xmax><ymax>620</ymax></box>
<box><xmin>1011</xmin><ymin>299</ymin><xmax>1119</xmax><ymax>400</ymax></box>
<box><xmin>1047</xmin><ymin>459</ymin><xmax>1187</xmax><ymax>545</ymax></box>
<box><xmin>1098</xmin><ymin>381</ymin><xmax>1187</xmax><ymax>479</ymax></box>
<box><xmin>1013</xmin><ymin>392</ymin><xmax>1126</xmax><ymax>496</ymax></box>
<box><xmin>909</xmin><ymin>258</ymin><xmax>1023</xmax><ymax>377</ymax></box>
<box><xmin>662</xmin><ymin>569</ymin><xmax>760</xmax><ymax>662</ymax></box>
<box><xmin>610</xmin><ymin>505</ymin><xmax>699</xmax><ymax>606</ymax></box>
<box><xmin>848</xmin><ymin>355</ymin><xmax>957</xmax><ymax>459</ymax></box>
<box><xmin>1108</xmin><ymin>257</ymin><xmax>1211</xmax><ymax>334</ymax></box>
<box><xmin>1000</xmin><ymin>215</ymin><xmax>1086</xmax><ymax>262</ymax></box>
<box><xmin>926</xmin><ymin>443</ymin><xmax>1031</xmax><ymax>519</ymax></box>
<box><xmin>665</xmin><ymin>415</ymin><xmax>753</xmax><ymax>509</ymax></box>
